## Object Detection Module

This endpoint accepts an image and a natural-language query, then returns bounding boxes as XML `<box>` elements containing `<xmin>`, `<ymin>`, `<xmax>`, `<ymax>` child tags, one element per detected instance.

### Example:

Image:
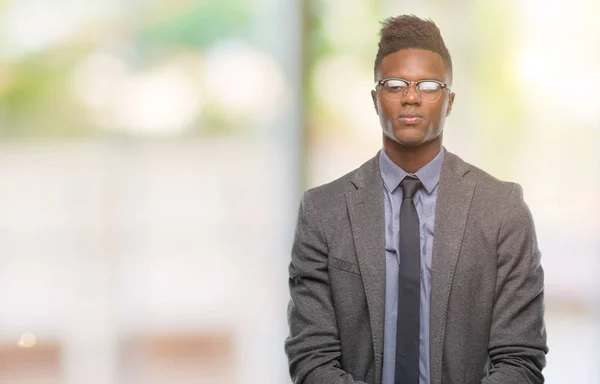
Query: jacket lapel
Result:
<box><xmin>429</xmin><ymin>150</ymin><xmax>476</xmax><ymax>384</ymax></box>
<box><xmin>345</xmin><ymin>154</ymin><xmax>386</xmax><ymax>384</ymax></box>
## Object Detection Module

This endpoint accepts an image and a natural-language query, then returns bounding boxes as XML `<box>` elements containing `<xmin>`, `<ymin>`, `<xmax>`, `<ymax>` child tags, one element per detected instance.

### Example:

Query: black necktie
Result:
<box><xmin>395</xmin><ymin>176</ymin><xmax>422</xmax><ymax>384</ymax></box>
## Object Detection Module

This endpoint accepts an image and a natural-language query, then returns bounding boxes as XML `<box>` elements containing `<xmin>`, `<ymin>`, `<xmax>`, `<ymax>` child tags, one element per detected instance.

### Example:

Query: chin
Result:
<box><xmin>392</xmin><ymin>127</ymin><xmax>442</xmax><ymax>148</ymax></box>
<box><xmin>396</xmin><ymin>138</ymin><xmax>427</xmax><ymax>147</ymax></box>
<box><xmin>392</xmin><ymin>132</ymin><xmax>428</xmax><ymax>147</ymax></box>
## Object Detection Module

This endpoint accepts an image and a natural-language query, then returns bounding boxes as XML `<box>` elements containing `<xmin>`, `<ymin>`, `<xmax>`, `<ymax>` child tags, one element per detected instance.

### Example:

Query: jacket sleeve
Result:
<box><xmin>285</xmin><ymin>192</ymin><xmax>369</xmax><ymax>384</ymax></box>
<box><xmin>482</xmin><ymin>183</ymin><xmax>549</xmax><ymax>384</ymax></box>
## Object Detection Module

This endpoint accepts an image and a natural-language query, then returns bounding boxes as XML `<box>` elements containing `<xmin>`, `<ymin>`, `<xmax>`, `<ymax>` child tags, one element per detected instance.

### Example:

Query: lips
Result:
<box><xmin>398</xmin><ymin>113</ymin><xmax>423</xmax><ymax>125</ymax></box>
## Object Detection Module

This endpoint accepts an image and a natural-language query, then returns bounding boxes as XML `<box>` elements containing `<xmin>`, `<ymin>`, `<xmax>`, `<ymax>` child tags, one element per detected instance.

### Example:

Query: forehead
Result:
<box><xmin>379</xmin><ymin>48</ymin><xmax>447</xmax><ymax>81</ymax></box>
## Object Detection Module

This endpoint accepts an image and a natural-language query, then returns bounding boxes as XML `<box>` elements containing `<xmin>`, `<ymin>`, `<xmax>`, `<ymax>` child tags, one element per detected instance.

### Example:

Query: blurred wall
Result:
<box><xmin>0</xmin><ymin>0</ymin><xmax>300</xmax><ymax>383</ymax></box>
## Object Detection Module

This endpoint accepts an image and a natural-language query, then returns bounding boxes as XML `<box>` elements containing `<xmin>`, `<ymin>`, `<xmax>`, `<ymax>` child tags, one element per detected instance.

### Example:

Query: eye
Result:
<box><xmin>418</xmin><ymin>81</ymin><xmax>440</xmax><ymax>93</ymax></box>
<box><xmin>384</xmin><ymin>79</ymin><xmax>408</xmax><ymax>93</ymax></box>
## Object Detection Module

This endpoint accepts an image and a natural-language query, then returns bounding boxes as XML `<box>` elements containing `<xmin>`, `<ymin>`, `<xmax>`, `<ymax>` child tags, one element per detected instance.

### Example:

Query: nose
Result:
<box><xmin>401</xmin><ymin>83</ymin><xmax>421</xmax><ymax>105</ymax></box>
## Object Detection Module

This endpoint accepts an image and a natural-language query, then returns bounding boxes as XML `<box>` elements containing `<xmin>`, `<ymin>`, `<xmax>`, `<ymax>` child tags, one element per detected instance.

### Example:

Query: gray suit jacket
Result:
<box><xmin>285</xmin><ymin>149</ymin><xmax>548</xmax><ymax>384</ymax></box>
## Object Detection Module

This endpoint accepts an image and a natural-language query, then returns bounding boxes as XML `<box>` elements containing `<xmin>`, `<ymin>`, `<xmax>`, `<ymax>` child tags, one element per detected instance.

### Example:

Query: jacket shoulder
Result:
<box><xmin>458</xmin><ymin>155</ymin><xmax>525</xmax><ymax>207</ymax></box>
<box><xmin>466</xmin><ymin>162</ymin><xmax>512</xmax><ymax>188</ymax></box>
<box><xmin>301</xmin><ymin>169</ymin><xmax>358</xmax><ymax>216</ymax></box>
<box><xmin>301</xmin><ymin>155</ymin><xmax>377</xmax><ymax>210</ymax></box>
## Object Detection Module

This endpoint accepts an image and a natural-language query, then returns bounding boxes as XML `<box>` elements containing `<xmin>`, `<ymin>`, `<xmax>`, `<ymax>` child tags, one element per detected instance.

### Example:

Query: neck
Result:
<box><xmin>382</xmin><ymin>136</ymin><xmax>442</xmax><ymax>174</ymax></box>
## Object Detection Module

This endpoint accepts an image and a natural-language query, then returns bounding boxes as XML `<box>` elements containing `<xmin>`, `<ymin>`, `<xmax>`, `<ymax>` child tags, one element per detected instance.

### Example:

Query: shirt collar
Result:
<box><xmin>378</xmin><ymin>147</ymin><xmax>445</xmax><ymax>194</ymax></box>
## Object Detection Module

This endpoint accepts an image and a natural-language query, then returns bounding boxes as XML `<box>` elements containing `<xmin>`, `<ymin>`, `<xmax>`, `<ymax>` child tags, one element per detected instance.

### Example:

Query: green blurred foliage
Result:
<box><xmin>0</xmin><ymin>47</ymin><xmax>97</xmax><ymax>138</ymax></box>
<box><xmin>304</xmin><ymin>0</ymin><xmax>382</xmax><ymax>139</ymax></box>
<box><xmin>137</xmin><ymin>0</ymin><xmax>251</xmax><ymax>50</ymax></box>
<box><xmin>471</xmin><ymin>1</ymin><xmax>523</xmax><ymax>170</ymax></box>
<box><xmin>0</xmin><ymin>0</ymin><xmax>254</xmax><ymax>139</ymax></box>
<box><xmin>133</xmin><ymin>0</ymin><xmax>252</xmax><ymax>67</ymax></box>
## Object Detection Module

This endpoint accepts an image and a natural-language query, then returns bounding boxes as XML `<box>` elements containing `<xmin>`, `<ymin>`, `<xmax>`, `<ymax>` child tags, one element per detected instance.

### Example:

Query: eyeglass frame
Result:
<box><xmin>374</xmin><ymin>77</ymin><xmax>451</xmax><ymax>103</ymax></box>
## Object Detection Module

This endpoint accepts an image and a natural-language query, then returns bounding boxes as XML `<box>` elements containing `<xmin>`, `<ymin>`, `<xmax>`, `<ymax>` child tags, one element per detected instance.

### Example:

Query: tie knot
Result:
<box><xmin>400</xmin><ymin>176</ymin><xmax>421</xmax><ymax>199</ymax></box>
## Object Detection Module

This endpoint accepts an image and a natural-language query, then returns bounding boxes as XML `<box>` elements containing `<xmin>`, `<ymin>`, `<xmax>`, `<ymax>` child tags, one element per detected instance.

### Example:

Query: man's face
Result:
<box><xmin>371</xmin><ymin>49</ymin><xmax>455</xmax><ymax>147</ymax></box>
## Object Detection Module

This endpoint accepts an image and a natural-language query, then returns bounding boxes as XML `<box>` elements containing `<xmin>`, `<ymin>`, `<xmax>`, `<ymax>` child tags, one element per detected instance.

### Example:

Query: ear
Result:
<box><xmin>371</xmin><ymin>89</ymin><xmax>379</xmax><ymax>115</ymax></box>
<box><xmin>445</xmin><ymin>92</ymin><xmax>455</xmax><ymax>117</ymax></box>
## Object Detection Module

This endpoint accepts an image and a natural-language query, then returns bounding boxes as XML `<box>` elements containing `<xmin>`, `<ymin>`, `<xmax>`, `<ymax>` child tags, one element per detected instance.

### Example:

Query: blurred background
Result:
<box><xmin>0</xmin><ymin>0</ymin><xmax>597</xmax><ymax>383</ymax></box>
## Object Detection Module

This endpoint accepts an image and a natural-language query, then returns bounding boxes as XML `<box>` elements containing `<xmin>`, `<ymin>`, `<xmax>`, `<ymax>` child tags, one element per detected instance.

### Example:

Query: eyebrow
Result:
<box><xmin>382</xmin><ymin>76</ymin><xmax>444</xmax><ymax>82</ymax></box>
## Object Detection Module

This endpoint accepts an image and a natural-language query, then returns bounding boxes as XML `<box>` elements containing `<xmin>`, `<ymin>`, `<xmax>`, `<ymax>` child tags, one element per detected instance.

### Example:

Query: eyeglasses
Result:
<box><xmin>375</xmin><ymin>78</ymin><xmax>450</xmax><ymax>103</ymax></box>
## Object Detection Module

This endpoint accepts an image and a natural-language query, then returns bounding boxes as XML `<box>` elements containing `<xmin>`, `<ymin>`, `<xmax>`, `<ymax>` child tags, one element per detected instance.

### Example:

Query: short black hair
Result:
<box><xmin>374</xmin><ymin>15</ymin><xmax>452</xmax><ymax>83</ymax></box>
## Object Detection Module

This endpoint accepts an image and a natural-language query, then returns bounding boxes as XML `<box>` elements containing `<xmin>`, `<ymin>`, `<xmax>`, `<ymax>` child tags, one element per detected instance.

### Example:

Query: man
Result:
<box><xmin>285</xmin><ymin>15</ymin><xmax>548</xmax><ymax>384</ymax></box>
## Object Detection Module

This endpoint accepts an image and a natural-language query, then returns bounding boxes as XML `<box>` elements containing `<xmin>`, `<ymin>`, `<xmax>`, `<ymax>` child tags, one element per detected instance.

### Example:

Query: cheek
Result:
<box><xmin>426</xmin><ymin>104</ymin><xmax>447</xmax><ymax>123</ymax></box>
<box><xmin>379</xmin><ymin>99</ymin><xmax>399</xmax><ymax>118</ymax></box>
